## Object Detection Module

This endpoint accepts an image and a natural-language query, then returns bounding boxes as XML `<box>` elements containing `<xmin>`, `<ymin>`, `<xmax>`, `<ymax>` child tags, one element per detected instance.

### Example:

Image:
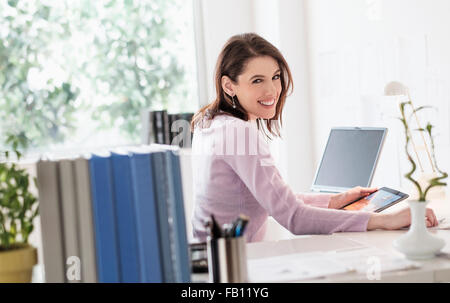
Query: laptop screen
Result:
<box><xmin>311</xmin><ymin>127</ymin><xmax>387</xmax><ymax>192</ymax></box>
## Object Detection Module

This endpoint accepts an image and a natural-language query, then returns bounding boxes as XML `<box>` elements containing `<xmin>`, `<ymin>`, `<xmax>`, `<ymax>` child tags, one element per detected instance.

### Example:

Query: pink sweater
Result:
<box><xmin>191</xmin><ymin>114</ymin><xmax>372</xmax><ymax>242</ymax></box>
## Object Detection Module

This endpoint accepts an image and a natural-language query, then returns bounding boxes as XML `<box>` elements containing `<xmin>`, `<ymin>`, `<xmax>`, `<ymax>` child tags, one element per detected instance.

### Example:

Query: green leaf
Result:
<box><xmin>7</xmin><ymin>0</ymin><xmax>19</xmax><ymax>8</ymax></box>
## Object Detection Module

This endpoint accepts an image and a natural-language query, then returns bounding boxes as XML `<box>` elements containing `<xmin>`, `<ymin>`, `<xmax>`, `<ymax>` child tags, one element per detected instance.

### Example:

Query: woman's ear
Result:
<box><xmin>221</xmin><ymin>75</ymin><xmax>235</xmax><ymax>97</ymax></box>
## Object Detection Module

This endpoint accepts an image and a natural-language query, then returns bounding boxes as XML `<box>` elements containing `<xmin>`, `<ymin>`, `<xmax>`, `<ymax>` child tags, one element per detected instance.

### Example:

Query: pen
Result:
<box><xmin>222</xmin><ymin>223</ymin><xmax>233</xmax><ymax>238</ymax></box>
<box><xmin>233</xmin><ymin>214</ymin><xmax>249</xmax><ymax>237</ymax></box>
<box><xmin>229</xmin><ymin>218</ymin><xmax>239</xmax><ymax>236</ymax></box>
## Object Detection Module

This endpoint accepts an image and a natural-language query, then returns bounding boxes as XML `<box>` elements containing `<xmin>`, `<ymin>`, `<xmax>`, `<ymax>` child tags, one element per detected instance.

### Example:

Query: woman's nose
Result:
<box><xmin>264</xmin><ymin>81</ymin><xmax>278</xmax><ymax>96</ymax></box>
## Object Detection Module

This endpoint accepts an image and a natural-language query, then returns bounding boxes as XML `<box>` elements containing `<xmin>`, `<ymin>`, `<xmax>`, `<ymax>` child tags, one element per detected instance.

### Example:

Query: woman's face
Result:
<box><xmin>223</xmin><ymin>56</ymin><xmax>282</xmax><ymax>120</ymax></box>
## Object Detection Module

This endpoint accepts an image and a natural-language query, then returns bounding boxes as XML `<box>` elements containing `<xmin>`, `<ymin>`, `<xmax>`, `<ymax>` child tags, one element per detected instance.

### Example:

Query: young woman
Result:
<box><xmin>190</xmin><ymin>33</ymin><xmax>438</xmax><ymax>242</ymax></box>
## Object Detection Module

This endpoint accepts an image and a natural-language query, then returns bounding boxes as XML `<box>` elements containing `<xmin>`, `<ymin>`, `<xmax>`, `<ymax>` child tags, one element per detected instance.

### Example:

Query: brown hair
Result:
<box><xmin>190</xmin><ymin>33</ymin><xmax>293</xmax><ymax>139</ymax></box>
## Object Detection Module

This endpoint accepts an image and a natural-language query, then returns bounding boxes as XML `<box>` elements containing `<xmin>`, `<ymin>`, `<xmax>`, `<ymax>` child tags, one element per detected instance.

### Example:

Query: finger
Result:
<box><xmin>427</xmin><ymin>208</ymin><xmax>438</xmax><ymax>226</ymax></box>
<box><xmin>425</xmin><ymin>214</ymin><xmax>432</xmax><ymax>227</ymax></box>
<box><xmin>426</xmin><ymin>216</ymin><xmax>436</xmax><ymax>228</ymax></box>
<box><xmin>362</xmin><ymin>187</ymin><xmax>378</xmax><ymax>193</ymax></box>
<box><xmin>431</xmin><ymin>211</ymin><xmax>437</xmax><ymax>227</ymax></box>
<box><xmin>425</xmin><ymin>209</ymin><xmax>433</xmax><ymax>226</ymax></box>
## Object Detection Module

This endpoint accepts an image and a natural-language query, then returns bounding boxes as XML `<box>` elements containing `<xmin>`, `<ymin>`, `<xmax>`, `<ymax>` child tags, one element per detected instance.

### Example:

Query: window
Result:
<box><xmin>0</xmin><ymin>0</ymin><xmax>198</xmax><ymax>153</ymax></box>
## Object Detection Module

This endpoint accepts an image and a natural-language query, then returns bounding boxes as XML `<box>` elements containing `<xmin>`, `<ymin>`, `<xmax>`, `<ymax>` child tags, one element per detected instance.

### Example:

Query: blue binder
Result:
<box><xmin>151</xmin><ymin>151</ymin><xmax>175</xmax><ymax>282</ymax></box>
<box><xmin>165</xmin><ymin>149</ymin><xmax>191</xmax><ymax>282</ymax></box>
<box><xmin>88</xmin><ymin>154</ymin><xmax>120</xmax><ymax>283</ymax></box>
<box><xmin>111</xmin><ymin>152</ymin><xmax>140</xmax><ymax>282</ymax></box>
<box><xmin>130</xmin><ymin>152</ymin><xmax>164</xmax><ymax>282</ymax></box>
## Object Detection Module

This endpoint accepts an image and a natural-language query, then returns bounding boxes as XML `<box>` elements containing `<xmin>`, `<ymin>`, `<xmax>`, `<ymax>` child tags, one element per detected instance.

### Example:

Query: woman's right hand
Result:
<box><xmin>367</xmin><ymin>207</ymin><xmax>439</xmax><ymax>230</ymax></box>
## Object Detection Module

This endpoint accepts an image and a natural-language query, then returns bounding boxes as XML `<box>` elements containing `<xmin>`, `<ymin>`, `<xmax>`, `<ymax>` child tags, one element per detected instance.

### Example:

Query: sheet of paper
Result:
<box><xmin>247</xmin><ymin>247</ymin><xmax>420</xmax><ymax>282</ymax></box>
<box><xmin>324</xmin><ymin>247</ymin><xmax>420</xmax><ymax>274</ymax></box>
<box><xmin>247</xmin><ymin>252</ymin><xmax>350</xmax><ymax>283</ymax></box>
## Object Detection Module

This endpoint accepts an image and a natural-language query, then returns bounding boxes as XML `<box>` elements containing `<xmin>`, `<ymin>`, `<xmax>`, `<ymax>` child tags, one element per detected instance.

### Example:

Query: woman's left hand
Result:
<box><xmin>328</xmin><ymin>186</ymin><xmax>378</xmax><ymax>209</ymax></box>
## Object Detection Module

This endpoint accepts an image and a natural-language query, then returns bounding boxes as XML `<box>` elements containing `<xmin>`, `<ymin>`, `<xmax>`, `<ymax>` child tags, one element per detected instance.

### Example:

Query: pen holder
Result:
<box><xmin>206</xmin><ymin>236</ymin><xmax>248</xmax><ymax>283</ymax></box>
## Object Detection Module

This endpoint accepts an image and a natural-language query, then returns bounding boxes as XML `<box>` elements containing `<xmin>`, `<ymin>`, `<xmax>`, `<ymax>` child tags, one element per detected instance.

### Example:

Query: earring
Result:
<box><xmin>231</xmin><ymin>95</ymin><xmax>237</xmax><ymax>109</ymax></box>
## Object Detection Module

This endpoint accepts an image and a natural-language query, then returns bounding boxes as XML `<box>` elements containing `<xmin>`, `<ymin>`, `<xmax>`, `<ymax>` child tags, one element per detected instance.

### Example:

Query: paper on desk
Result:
<box><xmin>247</xmin><ymin>247</ymin><xmax>420</xmax><ymax>282</ymax></box>
<box><xmin>247</xmin><ymin>252</ymin><xmax>350</xmax><ymax>283</ymax></box>
<box><xmin>324</xmin><ymin>247</ymin><xmax>420</xmax><ymax>274</ymax></box>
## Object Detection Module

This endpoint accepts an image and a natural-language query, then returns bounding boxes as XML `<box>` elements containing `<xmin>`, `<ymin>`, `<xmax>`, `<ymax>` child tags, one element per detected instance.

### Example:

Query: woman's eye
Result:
<box><xmin>252</xmin><ymin>75</ymin><xmax>280</xmax><ymax>84</ymax></box>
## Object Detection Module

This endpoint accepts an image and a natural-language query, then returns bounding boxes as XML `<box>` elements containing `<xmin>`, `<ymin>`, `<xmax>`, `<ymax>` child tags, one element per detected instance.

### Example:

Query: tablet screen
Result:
<box><xmin>342</xmin><ymin>189</ymin><xmax>403</xmax><ymax>212</ymax></box>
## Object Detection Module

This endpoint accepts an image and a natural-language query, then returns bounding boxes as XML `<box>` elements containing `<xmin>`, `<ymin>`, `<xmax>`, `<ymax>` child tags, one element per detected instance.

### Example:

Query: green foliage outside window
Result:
<box><xmin>87</xmin><ymin>0</ymin><xmax>190</xmax><ymax>136</ymax></box>
<box><xmin>0</xmin><ymin>1</ymin><xmax>79</xmax><ymax>149</ymax></box>
<box><xmin>0</xmin><ymin>0</ymin><xmax>196</xmax><ymax>150</ymax></box>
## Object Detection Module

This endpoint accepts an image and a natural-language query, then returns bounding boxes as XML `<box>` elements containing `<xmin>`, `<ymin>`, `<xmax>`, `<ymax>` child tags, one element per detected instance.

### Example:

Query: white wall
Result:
<box><xmin>197</xmin><ymin>0</ymin><xmax>254</xmax><ymax>106</ymax></box>
<box><xmin>305</xmin><ymin>0</ymin><xmax>450</xmax><ymax>196</ymax></box>
<box><xmin>196</xmin><ymin>0</ymin><xmax>315</xmax><ymax>192</ymax></box>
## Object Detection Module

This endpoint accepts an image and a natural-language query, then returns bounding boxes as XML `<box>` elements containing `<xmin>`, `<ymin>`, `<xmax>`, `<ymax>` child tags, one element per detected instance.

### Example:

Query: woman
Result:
<box><xmin>189</xmin><ymin>33</ymin><xmax>438</xmax><ymax>242</ymax></box>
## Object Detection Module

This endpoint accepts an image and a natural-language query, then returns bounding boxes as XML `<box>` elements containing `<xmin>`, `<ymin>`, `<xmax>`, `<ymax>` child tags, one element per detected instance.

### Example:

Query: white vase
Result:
<box><xmin>393</xmin><ymin>200</ymin><xmax>445</xmax><ymax>260</ymax></box>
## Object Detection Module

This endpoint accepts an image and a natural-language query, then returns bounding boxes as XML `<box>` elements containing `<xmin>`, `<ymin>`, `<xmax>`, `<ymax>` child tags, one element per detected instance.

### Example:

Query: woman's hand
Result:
<box><xmin>328</xmin><ymin>186</ymin><xmax>378</xmax><ymax>209</ymax></box>
<box><xmin>367</xmin><ymin>207</ymin><xmax>439</xmax><ymax>230</ymax></box>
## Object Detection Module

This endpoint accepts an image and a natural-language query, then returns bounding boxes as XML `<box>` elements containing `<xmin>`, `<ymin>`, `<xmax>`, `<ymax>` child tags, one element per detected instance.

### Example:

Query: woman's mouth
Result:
<box><xmin>257</xmin><ymin>99</ymin><xmax>275</xmax><ymax>107</ymax></box>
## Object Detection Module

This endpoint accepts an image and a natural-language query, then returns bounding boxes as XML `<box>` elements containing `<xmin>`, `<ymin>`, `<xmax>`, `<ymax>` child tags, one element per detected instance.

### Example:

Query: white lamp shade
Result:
<box><xmin>384</xmin><ymin>81</ymin><xmax>409</xmax><ymax>96</ymax></box>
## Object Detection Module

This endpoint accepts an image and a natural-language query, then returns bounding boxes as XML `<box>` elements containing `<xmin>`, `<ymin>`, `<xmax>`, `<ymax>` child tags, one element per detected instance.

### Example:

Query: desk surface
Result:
<box><xmin>245</xmin><ymin>198</ymin><xmax>450</xmax><ymax>282</ymax></box>
<box><xmin>193</xmin><ymin>198</ymin><xmax>450</xmax><ymax>283</ymax></box>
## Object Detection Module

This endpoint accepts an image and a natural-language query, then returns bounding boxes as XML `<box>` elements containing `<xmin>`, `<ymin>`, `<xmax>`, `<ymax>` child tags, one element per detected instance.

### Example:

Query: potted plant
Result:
<box><xmin>0</xmin><ymin>137</ymin><xmax>39</xmax><ymax>282</ymax></box>
<box><xmin>385</xmin><ymin>81</ymin><xmax>448</xmax><ymax>259</ymax></box>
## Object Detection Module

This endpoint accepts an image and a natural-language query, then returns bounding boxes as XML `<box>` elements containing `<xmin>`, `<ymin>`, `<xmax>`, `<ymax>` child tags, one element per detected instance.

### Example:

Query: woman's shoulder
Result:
<box><xmin>194</xmin><ymin>111</ymin><xmax>252</xmax><ymax>132</ymax></box>
<box><xmin>193</xmin><ymin>113</ymin><xmax>271</xmax><ymax>157</ymax></box>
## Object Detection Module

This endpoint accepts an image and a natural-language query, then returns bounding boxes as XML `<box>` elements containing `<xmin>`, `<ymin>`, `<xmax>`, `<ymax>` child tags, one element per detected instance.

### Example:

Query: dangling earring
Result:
<box><xmin>231</xmin><ymin>95</ymin><xmax>237</xmax><ymax>109</ymax></box>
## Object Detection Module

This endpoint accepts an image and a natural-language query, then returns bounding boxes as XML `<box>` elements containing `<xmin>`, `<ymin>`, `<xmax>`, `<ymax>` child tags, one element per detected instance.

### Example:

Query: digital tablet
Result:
<box><xmin>341</xmin><ymin>187</ymin><xmax>409</xmax><ymax>213</ymax></box>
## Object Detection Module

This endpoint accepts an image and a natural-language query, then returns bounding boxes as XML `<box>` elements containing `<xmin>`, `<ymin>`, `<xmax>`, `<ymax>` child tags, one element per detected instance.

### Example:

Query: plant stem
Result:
<box><xmin>399</xmin><ymin>102</ymin><xmax>424</xmax><ymax>200</ymax></box>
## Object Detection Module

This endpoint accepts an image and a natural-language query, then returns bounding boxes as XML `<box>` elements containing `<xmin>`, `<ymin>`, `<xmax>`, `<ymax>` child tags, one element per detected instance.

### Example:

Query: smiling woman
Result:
<box><xmin>189</xmin><ymin>32</ymin><xmax>438</xmax><ymax>243</ymax></box>
<box><xmin>191</xmin><ymin>33</ymin><xmax>293</xmax><ymax>139</ymax></box>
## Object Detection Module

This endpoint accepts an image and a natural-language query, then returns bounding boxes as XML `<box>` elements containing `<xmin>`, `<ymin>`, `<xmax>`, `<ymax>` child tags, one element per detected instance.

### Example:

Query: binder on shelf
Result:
<box><xmin>151</xmin><ymin>151</ymin><xmax>175</xmax><ymax>282</ymax></box>
<box><xmin>58</xmin><ymin>159</ymin><xmax>81</xmax><ymax>283</ymax></box>
<box><xmin>165</xmin><ymin>149</ymin><xmax>191</xmax><ymax>282</ymax></box>
<box><xmin>36</xmin><ymin>160</ymin><xmax>66</xmax><ymax>283</ymax></box>
<box><xmin>73</xmin><ymin>157</ymin><xmax>98</xmax><ymax>283</ymax></box>
<box><xmin>169</xmin><ymin>112</ymin><xmax>194</xmax><ymax>148</ymax></box>
<box><xmin>111</xmin><ymin>152</ymin><xmax>141</xmax><ymax>282</ymax></box>
<box><xmin>178</xmin><ymin>148</ymin><xmax>194</xmax><ymax>243</ymax></box>
<box><xmin>130</xmin><ymin>151</ymin><xmax>164</xmax><ymax>282</ymax></box>
<box><xmin>151</xmin><ymin>110</ymin><xmax>170</xmax><ymax>145</ymax></box>
<box><xmin>89</xmin><ymin>153</ymin><xmax>121</xmax><ymax>283</ymax></box>
<box><xmin>141</xmin><ymin>110</ymin><xmax>193</xmax><ymax>147</ymax></box>
<box><xmin>141</xmin><ymin>109</ymin><xmax>155</xmax><ymax>145</ymax></box>
<box><xmin>167</xmin><ymin>113</ymin><xmax>181</xmax><ymax>144</ymax></box>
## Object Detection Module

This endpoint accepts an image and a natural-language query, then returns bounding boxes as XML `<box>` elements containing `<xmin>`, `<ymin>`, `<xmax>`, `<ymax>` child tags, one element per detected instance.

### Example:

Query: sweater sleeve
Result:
<box><xmin>296</xmin><ymin>193</ymin><xmax>333</xmax><ymax>208</ymax></box>
<box><xmin>221</xmin><ymin>122</ymin><xmax>371</xmax><ymax>235</ymax></box>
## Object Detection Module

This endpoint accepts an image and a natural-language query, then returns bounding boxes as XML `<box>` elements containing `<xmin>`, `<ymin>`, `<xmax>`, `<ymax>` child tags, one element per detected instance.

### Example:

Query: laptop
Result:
<box><xmin>311</xmin><ymin>127</ymin><xmax>387</xmax><ymax>193</ymax></box>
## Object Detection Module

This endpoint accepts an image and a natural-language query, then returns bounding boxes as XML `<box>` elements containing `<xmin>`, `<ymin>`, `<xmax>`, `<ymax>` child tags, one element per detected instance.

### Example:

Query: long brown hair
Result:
<box><xmin>190</xmin><ymin>33</ymin><xmax>293</xmax><ymax>139</ymax></box>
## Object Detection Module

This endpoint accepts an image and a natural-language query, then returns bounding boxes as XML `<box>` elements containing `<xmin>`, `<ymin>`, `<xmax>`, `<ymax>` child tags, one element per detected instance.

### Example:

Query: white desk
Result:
<box><xmin>193</xmin><ymin>198</ymin><xmax>450</xmax><ymax>283</ymax></box>
<box><xmin>245</xmin><ymin>198</ymin><xmax>450</xmax><ymax>282</ymax></box>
